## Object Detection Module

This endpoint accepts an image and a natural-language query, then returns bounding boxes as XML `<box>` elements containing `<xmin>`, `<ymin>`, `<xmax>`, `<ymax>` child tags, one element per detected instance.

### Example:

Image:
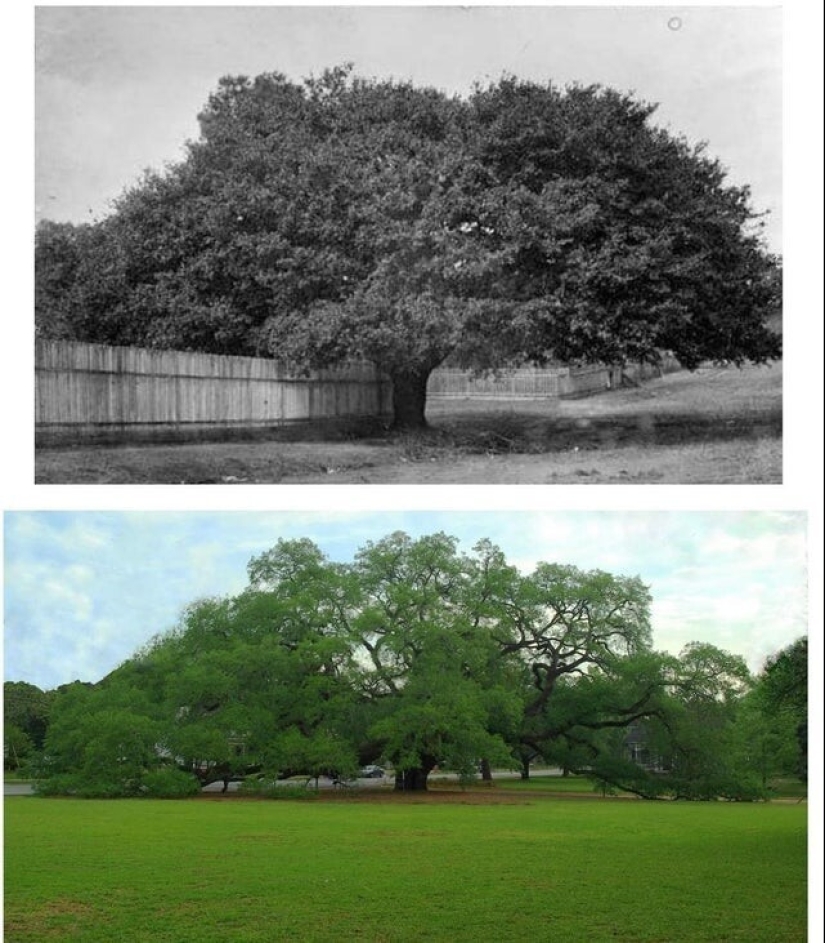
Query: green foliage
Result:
<box><xmin>33</xmin><ymin>772</ymin><xmax>140</xmax><ymax>799</ymax></box>
<box><xmin>729</xmin><ymin>689</ymin><xmax>800</xmax><ymax>788</ymax></box>
<box><xmin>33</xmin><ymin>766</ymin><xmax>200</xmax><ymax>799</ymax></box>
<box><xmin>260</xmin><ymin>726</ymin><xmax>358</xmax><ymax>782</ymax></box>
<box><xmin>4</xmin><ymin>681</ymin><xmax>52</xmax><ymax>757</ymax></box>
<box><xmin>759</xmin><ymin>636</ymin><xmax>807</xmax><ymax>714</ymax></box>
<box><xmin>4</xmin><ymin>723</ymin><xmax>34</xmax><ymax>771</ymax></box>
<box><xmin>30</xmin><ymin>532</ymin><xmax>781</xmax><ymax>800</ymax></box>
<box><xmin>529</xmin><ymin>642</ymin><xmax>778</xmax><ymax>801</ymax></box>
<box><xmin>140</xmin><ymin>767</ymin><xmax>202</xmax><ymax>798</ymax></box>
<box><xmin>35</xmin><ymin>673</ymin><xmax>167</xmax><ymax>796</ymax></box>
<box><xmin>347</xmin><ymin>532</ymin><xmax>527</xmax><ymax>783</ymax></box>
<box><xmin>35</xmin><ymin>67</ymin><xmax>781</xmax><ymax>429</ymax></box>
<box><xmin>752</xmin><ymin>637</ymin><xmax>808</xmax><ymax>781</ymax></box>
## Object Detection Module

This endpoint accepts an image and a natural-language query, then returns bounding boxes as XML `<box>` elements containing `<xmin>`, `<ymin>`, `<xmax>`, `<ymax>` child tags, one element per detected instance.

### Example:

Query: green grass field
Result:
<box><xmin>4</xmin><ymin>794</ymin><xmax>806</xmax><ymax>942</ymax></box>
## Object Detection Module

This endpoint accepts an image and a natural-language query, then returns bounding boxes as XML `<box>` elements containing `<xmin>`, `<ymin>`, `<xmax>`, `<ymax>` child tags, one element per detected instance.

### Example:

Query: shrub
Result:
<box><xmin>34</xmin><ymin>767</ymin><xmax>201</xmax><ymax>798</ymax></box>
<box><xmin>34</xmin><ymin>773</ymin><xmax>138</xmax><ymax>798</ymax></box>
<box><xmin>141</xmin><ymin>768</ymin><xmax>201</xmax><ymax>798</ymax></box>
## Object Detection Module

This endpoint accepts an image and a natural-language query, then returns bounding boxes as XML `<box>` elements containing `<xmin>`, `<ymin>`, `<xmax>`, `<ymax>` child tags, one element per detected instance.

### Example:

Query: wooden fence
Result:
<box><xmin>427</xmin><ymin>359</ymin><xmax>679</xmax><ymax>400</ymax></box>
<box><xmin>35</xmin><ymin>340</ymin><xmax>393</xmax><ymax>446</ymax></box>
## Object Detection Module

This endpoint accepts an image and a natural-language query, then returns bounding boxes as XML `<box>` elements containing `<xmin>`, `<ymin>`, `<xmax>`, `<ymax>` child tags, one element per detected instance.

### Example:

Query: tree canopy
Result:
<box><xmin>752</xmin><ymin>637</ymin><xmax>808</xmax><ymax>781</ymax></box>
<box><xmin>4</xmin><ymin>681</ymin><xmax>53</xmax><ymax>770</ymax></box>
<box><xmin>36</xmin><ymin>67</ymin><xmax>781</xmax><ymax>428</ymax></box>
<box><xmin>22</xmin><ymin>532</ymin><xmax>801</xmax><ymax>800</ymax></box>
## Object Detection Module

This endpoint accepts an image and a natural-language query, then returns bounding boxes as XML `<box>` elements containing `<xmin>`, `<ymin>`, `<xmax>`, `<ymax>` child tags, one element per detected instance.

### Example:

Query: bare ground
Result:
<box><xmin>194</xmin><ymin>785</ymin><xmax>609</xmax><ymax>804</ymax></box>
<box><xmin>35</xmin><ymin>363</ymin><xmax>782</xmax><ymax>485</ymax></box>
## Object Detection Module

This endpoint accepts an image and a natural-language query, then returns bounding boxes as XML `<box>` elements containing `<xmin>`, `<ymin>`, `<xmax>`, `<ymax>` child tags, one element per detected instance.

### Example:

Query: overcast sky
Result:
<box><xmin>35</xmin><ymin>5</ymin><xmax>783</xmax><ymax>251</ymax></box>
<box><xmin>3</xmin><ymin>509</ymin><xmax>808</xmax><ymax>690</ymax></box>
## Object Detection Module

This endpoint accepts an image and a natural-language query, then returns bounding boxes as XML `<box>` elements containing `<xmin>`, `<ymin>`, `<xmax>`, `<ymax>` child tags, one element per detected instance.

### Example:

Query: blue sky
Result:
<box><xmin>34</xmin><ymin>5</ymin><xmax>783</xmax><ymax>251</ymax></box>
<box><xmin>3</xmin><ymin>510</ymin><xmax>808</xmax><ymax>691</ymax></box>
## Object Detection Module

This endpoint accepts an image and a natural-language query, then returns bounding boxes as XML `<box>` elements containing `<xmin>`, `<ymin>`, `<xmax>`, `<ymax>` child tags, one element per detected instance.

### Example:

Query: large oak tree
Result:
<box><xmin>36</xmin><ymin>68</ymin><xmax>781</xmax><ymax>429</ymax></box>
<box><xmin>29</xmin><ymin>534</ymin><xmax>796</xmax><ymax>799</ymax></box>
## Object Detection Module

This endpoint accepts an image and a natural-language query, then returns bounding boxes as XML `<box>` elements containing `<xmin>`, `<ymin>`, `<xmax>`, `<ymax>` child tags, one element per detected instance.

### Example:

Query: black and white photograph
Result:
<box><xmin>32</xmin><ymin>5</ymin><xmax>783</xmax><ymax>484</ymax></box>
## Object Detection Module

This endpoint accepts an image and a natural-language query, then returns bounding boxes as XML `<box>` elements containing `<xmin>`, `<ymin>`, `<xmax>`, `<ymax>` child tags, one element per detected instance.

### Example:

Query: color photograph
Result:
<box><xmin>3</xmin><ymin>509</ymin><xmax>810</xmax><ymax>940</ymax></box>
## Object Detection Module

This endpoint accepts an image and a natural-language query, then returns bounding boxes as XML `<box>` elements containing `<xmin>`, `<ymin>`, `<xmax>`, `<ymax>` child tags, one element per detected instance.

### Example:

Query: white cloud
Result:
<box><xmin>41</xmin><ymin>579</ymin><xmax>94</xmax><ymax>623</ymax></box>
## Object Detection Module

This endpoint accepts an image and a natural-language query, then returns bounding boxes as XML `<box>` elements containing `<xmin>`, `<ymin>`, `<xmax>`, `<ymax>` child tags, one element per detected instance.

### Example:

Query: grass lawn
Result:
<box><xmin>4</xmin><ymin>794</ymin><xmax>806</xmax><ymax>942</ymax></box>
<box><xmin>447</xmin><ymin>773</ymin><xmax>809</xmax><ymax>801</ymax></box>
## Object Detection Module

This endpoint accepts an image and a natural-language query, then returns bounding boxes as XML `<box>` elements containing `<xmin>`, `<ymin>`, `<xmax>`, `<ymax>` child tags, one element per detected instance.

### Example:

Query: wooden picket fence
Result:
<box><xmin>427</xmin><ymin>359</ymin><xmax>679</xmax><ymax>400</ymax></box>
<box><xmin>35</xmin><ymin>339</ymin><xmax>681</xmax><ymax>446</ymax></box>
<box><xmin>35</xmin><ymin>339</ymin><xmax>393</xmax><ymax>446</ymax></box>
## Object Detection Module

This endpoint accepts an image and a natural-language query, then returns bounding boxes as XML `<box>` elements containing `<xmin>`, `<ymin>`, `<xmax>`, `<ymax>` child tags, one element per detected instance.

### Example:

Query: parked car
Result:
<box><xmin>359</xmin><ymin>765</ymin><xmax>385</xmax><ymax>778</ymax></box>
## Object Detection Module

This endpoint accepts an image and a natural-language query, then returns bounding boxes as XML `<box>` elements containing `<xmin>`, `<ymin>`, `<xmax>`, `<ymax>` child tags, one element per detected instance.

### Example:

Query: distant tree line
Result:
<box><xmin>6</xmin><ymin>533</ymin><xmax>806</xmax><ymax>799</ymax></box>
<box><xmin>35</xmin><ymin>66</ymin><xmax>781</xmax><ymax>429</ymax></box>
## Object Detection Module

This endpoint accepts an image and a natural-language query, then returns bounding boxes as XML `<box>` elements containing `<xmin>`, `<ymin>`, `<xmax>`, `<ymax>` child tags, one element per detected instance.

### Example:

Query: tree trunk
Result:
<box><xmin>390</xmin><ymin>368</ymin><xmax>432</xmax><ymax>431</ymax></box>
<box><xmin>520</xmin><ymin>757</ymin><xmax>530</xmax><ymax>781</ymax></box>
<box><xmin>394</xmin><ymin>762</ymin><xmax>435</xmax><ymax>792</ymax></box>
<box><xmin>479</xmin><ymin>758</ymin><xmax>493</xmax><ymax>785</ymax></box>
